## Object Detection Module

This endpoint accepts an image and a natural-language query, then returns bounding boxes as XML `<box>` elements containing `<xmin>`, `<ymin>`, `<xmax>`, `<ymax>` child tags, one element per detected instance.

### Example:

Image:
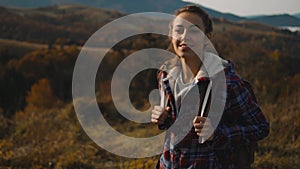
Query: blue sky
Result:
<box><xmin>182</xmin><ymin>0</ymin><xmax>300</xmax><ymax>16</ymax></box>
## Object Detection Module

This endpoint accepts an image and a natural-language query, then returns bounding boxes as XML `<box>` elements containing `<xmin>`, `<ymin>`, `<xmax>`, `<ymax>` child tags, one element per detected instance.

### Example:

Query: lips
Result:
<box><xmin>178</xmin><ymin>43</ymin><xmax>190</xmax><ymax>51</ymax></box>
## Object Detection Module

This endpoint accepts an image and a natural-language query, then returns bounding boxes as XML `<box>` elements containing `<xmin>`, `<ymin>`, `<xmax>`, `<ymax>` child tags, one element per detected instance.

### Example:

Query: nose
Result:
<box><xmin>180</xmin><ymin>29</ymin><xmax>191</xmax><ymax>42</ymax></box>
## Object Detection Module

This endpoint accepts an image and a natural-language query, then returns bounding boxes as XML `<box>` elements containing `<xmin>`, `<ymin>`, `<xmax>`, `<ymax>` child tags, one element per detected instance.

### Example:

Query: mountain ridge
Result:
<box><xmin>0</xmin><ymin>0</ymin><xmax>299</xmax><ymax>27</ymax></box>
<box><xmin>293</xmin><ymin>13</ymin><xmax>300</xmax><ymax>19</ymax></box>
<box><xmin>249</xmin><ymin>14</ymin><xmax>300</xmax><ymax>27</ymax></box>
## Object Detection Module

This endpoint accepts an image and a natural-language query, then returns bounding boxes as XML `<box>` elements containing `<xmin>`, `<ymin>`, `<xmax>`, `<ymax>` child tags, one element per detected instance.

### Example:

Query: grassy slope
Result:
<box><xmin>0</xmin><ymin>4</ymin><xmax>299</xmax><ymax>169</ymax></box>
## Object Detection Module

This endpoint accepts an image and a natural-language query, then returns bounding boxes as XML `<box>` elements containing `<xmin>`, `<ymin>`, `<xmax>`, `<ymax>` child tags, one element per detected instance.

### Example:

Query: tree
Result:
<box><xmin>26</xmin><ymin>78</ymin><xmax>60</xmax><ymax>109</ymax></box>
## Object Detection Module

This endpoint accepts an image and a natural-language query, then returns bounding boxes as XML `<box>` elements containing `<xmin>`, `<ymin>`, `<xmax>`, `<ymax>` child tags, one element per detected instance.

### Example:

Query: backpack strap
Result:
<box><xmin>161</xmin><ymin>71</ymin><xmax>177</xmax><ymax>122</ymax></box>
<box><xmin>198</xmin><ymin>80</ymin><xmax>212</xmax><ymax>143</ymax></box>
<box><xmin>158</xmin><ymin>71</ymin><xmax>177</xmax><ymax>129</ymax></box>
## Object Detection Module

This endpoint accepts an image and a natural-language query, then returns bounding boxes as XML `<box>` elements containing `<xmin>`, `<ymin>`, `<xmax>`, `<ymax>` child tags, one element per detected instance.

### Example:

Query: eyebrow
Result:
<box><xmin>174</xmin><ymin>24</ymin><xmax>201</xmax><ymax>29</ymax></box>
<box><xmin>190</xmin><ymin>25</ymin><xmax>201</xmax><ymax>29</ymax></box>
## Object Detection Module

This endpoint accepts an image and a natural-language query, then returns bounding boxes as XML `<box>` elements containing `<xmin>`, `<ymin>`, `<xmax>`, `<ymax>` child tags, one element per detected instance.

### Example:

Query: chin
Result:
<box><xmin>177</xmin><ymin>51</ymin><xmax>190</xmax><ymax>58</ymax></box>
<box><xmin>174</xmin><ymin>50</ymin><xmax>183</xmax><ymax>57</ymax></box>
<box><xmin>176</xmin><ymin>53</ymin><xmax>184</xmax><ymax>58</ymax></box>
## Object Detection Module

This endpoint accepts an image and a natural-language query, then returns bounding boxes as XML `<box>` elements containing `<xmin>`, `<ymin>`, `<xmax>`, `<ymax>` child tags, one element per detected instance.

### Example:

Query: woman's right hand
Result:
<box><xmin>151</xmin><ymin>106</ymin><xmax>170</xmax><ymax>125</ymax></box>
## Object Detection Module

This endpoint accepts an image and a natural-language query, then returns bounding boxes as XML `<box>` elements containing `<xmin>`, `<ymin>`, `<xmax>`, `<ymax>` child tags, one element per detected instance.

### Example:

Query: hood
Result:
<box><xmin>162</xmin><ymin>52</ymin><xmax>229</xmax><ymax>80</ymax></box>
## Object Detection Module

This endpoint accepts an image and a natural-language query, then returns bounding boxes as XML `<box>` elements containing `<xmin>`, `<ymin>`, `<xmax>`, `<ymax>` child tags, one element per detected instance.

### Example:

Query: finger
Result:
<box><xmin>193</xmin><ymin>116</ymin><xmax>207</xmax><ymax>124</ymax></box>
<box><xmin>152</xmin><ymin>108</ymin><xmax>164</xmax><ymax>116</ymax></box>
<box><xmin>151</xmin><ymin>113</ymin><xmax>160</xmax><ymax>120</ymax></box>
<box><xmin>193</xmin><ymin>116</ymin><xmax>201</xmax><ymax>123</ymax></box>
<box><xmin>151</xmin><ymin>115</ymin><xmax>164</xmax><ymax>124</ymax></box>
<box><xmin>152</xmin><ymin>111</ymin><xmax>167</xmax><ymax>124</ymax></box>
<box><xmin>194</xmin><ymin>125</ymin><xmax>204</xmax><ymax>133</ymax></box>
<box><xmin>151</xmin><ymin>110</ymin><xmax>158</xmax><ymax>117</ymax></box>
<box><xmin>151</xmin><ymin>119</ymin><xmax>158</xmax><ymax>124</ymax></box>
<box><xmin>193</xmin><ymin>123</ymin><xmax>204</xmax><ymax>129</ymax></box>
<box><xmin>154</xmin><ymin>105</ymin><xmax>164</xmax><ymax>112</ymax></box>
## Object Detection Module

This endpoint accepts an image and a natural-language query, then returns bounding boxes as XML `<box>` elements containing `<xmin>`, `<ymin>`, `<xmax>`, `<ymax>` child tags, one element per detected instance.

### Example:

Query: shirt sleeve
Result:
<box><xmin>212</xmin><ymin>79</ymin><xmax>270</xmax><ymax>148</ymax></box>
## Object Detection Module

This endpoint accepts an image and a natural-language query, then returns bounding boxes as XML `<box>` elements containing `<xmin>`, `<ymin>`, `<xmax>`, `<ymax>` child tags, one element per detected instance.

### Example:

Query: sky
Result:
<box><xmin>182</xmin><ymin>0</ymin><xmax>300</xmax><ymax>16</ymax></box>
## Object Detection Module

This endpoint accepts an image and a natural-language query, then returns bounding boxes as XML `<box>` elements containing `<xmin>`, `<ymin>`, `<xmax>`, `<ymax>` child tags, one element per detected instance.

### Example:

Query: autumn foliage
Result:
<box><xmin>0</xmin><ymin>4</ymin><xmax>299</xmax><ymax>169</ymax></box>
<box><xmin>26</xmin><ymin>78</ymin><xmax>61</xmax><ymax>110</ymax></box>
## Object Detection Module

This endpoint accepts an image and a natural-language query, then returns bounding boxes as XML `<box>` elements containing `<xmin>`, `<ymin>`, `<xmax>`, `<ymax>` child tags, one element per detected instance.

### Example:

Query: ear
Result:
<box><xmin>206</xmin><ymin>32</ymin><xmax>213</xmax><ymax>39</ymax></box>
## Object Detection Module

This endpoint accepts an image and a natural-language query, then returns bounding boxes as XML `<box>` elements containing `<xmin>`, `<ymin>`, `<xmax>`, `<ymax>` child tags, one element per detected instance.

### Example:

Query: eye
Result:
<box><xmin>173</xmin><ymin>27</ymin><xmax>184</xmax><ymax>34</ymax></box>
<box><xmin>189</xmin><ymin>27</ymin><xmax>200</xmax><ymax>34</ymax></box>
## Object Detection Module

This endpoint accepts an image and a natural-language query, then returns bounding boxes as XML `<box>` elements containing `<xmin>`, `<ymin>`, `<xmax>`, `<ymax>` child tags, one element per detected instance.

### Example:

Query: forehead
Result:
<box><xmin>172</xmin><ymin>12</ymin><xmax>204</xmax><ymax>28</ymax></box>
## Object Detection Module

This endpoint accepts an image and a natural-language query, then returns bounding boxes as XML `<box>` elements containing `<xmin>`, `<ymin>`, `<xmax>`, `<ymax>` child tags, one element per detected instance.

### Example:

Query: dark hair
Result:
<box><xmin>174</xmin><ymin>5</ymin><xmax>213</xmax><ymax>34</ymax></box>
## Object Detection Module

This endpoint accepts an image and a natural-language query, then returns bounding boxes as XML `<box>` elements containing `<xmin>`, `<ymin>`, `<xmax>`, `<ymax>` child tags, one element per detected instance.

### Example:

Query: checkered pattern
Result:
<box><xmin>157</xmin><ymin>61</ymin><xmax>269</xmax><ymax>169</ymax></box>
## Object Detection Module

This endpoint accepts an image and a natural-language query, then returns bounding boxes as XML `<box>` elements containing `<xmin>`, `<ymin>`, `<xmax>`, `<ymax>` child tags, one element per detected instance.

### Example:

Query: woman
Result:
<box><xmin>151</xmin><ymin>5</ymin><xmax>269</xmax><ymax>169</ymax></box>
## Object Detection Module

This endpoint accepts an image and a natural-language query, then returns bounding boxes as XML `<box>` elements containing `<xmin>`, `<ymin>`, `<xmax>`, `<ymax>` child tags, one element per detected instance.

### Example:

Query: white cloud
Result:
<box><xmin>182</xmin><ymin>0</ymin><xmax>300</xmax><ymax>16</ymax></box>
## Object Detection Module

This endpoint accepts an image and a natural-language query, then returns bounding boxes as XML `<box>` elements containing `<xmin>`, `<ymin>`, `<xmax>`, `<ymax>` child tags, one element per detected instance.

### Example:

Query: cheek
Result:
<box><xmin>171</xmin><ymin>39</ymin><xmax>178</xmax><ymax>48</ymax></box>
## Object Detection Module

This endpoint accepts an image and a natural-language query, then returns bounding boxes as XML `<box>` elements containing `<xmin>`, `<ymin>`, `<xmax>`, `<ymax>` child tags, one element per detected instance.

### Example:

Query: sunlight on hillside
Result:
<box><xmin>0</xmin><ymin>4</ymin><xmax>299</xmax><ymax>169</ymax></box>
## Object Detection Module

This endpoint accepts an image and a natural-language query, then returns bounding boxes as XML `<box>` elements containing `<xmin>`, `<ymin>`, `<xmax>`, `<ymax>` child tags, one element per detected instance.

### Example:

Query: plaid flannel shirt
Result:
<box><xmin>157</xmin><ymin>60</ymin><xmax>269</xmax><ymax>169</ymax></box>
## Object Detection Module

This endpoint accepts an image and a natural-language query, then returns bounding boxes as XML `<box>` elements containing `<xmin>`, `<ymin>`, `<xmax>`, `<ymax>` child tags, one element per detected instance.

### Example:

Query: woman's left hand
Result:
<box><xmin>193</xmin><ymin>116</ymin><xmax>214</xmax><ymax>141</ymax></box>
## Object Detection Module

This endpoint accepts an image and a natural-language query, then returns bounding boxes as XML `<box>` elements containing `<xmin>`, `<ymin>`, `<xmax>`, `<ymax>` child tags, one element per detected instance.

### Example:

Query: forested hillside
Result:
<box><xmin>0</xmin><ymin>4</ymin><xmax>124</xmax><ymax>44</ymax></box>
<box><xmin>0</xmin><ymin>4</ymin><xmax>299</xmax><ymax>169</ymax></box>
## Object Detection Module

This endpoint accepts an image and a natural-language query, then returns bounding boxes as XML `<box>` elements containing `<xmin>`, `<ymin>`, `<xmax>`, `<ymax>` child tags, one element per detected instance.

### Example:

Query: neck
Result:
<box><xmin>180</xmin><ymin>57</ymin><xmax>202</xmax><ymax>83</ymax></box>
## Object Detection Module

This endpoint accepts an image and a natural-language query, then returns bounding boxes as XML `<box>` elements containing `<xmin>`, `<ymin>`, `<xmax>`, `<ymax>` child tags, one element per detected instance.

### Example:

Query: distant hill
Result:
<box><xmin>245</xmin><ymin>15</ymin><xmax>267</xmax><ymax>19</ymax></box>
<box><xmin>0</xmin><ymin>4</ymin><xmax>124</xmax><ymax>44</ymax></box>
<box><xmin>294</xmin><ymin>13</ymin><xmax>300</xmax><ymax>19</ymax></box>
<box><xmin>249</xmin><ymin>14</ymin><xmax>300</xmax><ymax>27</ymax></box>
<box><xmin>202</xmin><ymin>7</ymin><xmax>244</xmax><ymax>22</ymax></box>
<box><xmin>1</xmin><ymin>0</ymin><xmax>300</xmax><ymax>28</ymax></box>
<box><xmin>0</xmin><ymin>0</ymin><xmax>187</xmax><ymax>13</ymax></box>
<box><xmin>1</xmin><ymin>4</ymin><xmax>295</xmax><ymax>45</ymax></box>
<box><xmin>0</xmin><ymin>0</ymin><xmax>245</xmax><ymax>22</ymax></box>
<box><xmin>1</xmin><ymin>0</ymin><xmax>300</xmax><ymax>27</ymax></box>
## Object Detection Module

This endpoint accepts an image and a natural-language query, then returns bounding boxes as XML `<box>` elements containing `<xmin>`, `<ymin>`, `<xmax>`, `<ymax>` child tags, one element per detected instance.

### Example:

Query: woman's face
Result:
<box><xmin>171</xmin><ymin>12</ymin><xmax>206</xmax><ymax>59</ymax></box>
